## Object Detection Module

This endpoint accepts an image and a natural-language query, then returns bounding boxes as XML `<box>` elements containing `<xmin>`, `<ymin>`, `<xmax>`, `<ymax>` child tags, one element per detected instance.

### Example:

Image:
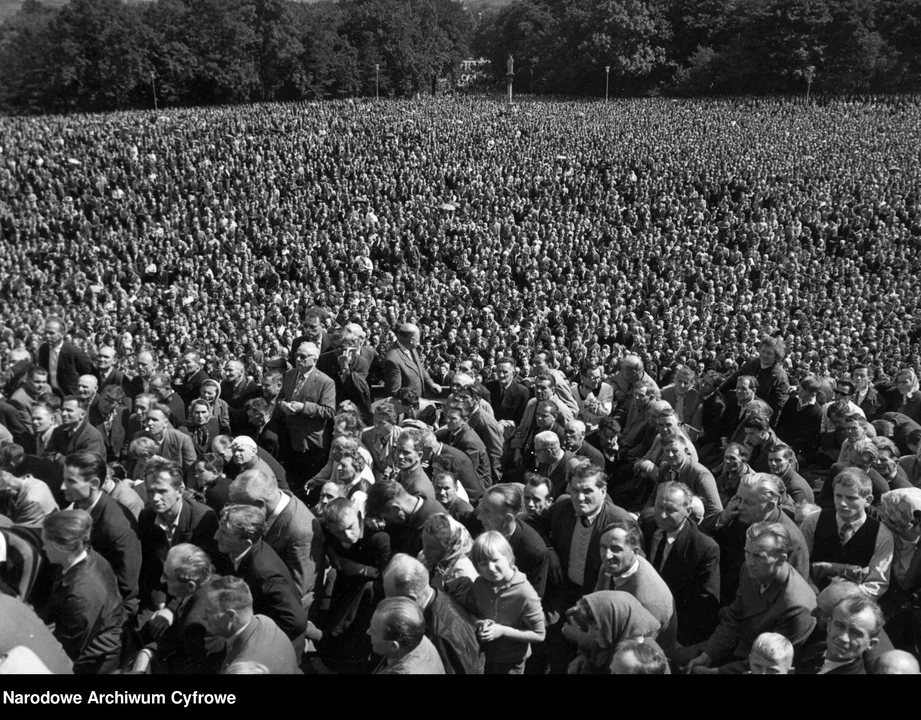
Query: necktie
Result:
<box><xmin>652</xmin><ymin>532</ymin><xmax>667</xmax><ymax>571</ymax></box>
<box><xmin>295</xmin><ymin>372</ymin><xmax>308</xmax><ymax>396</ymax></box>
<box><xmin>839</xmin><ymin>522</ymin><xmax>854</xmax><ymax>546</ymax></box>
<box><xmin>580</xmin><ymin>515</ymin><xmax>592</xmax><ymax>529</ymax></box>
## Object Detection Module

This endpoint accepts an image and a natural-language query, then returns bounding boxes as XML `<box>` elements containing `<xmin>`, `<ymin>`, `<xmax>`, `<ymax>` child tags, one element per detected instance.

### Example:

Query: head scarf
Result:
<box><xmin>877</xmin><ymin>488</ymin><xmax>921</xmax><ymax>534</ymax></box>
<box><xmin>421</xmin><ymin>513</ymin><xmax>473</xmax><ymax>576</ymax></box>
<box><xmin>583</xmin><ymin>591</ymin><xmax>661</xmax><ymax>650</ymax></box>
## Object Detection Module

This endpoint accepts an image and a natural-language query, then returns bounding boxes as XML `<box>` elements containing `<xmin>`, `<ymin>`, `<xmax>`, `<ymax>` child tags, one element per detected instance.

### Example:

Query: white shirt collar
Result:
<box><xmin>265</xmin><ymin>493</ymin><xmax>290</xmax><ymax>532</ymax></box>
<box><xmin>63</xmin><ymin>549</ymin><xmax>88</xmax><ymax>575</ymax></box>
<box><xmin>610</xmin><ymin>556</ymin><xmax>641</xmax><ymax>584</ymax></box>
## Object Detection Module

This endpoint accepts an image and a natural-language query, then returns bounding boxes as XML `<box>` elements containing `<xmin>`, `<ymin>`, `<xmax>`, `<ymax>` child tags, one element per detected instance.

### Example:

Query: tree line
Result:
<box><xmin>0</xmin><ymin>0</ymin><xmax>919</xmax><ymax>113</ymax></box>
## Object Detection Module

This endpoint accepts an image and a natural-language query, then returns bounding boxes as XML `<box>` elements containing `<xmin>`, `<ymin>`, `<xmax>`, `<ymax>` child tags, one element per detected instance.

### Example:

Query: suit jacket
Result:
<box><xmin>289</xmin><ymin>332</ymin><xmax>334</xmax><ymax>363</ymax></box>
<box><xmin>548</xmin><ymin>497</ymin><xmax>634</xmax><ymax>595</ymax></box>
<box><xmin>775</xmin><ymin>400</ymin><xmax>823</xmax><ymax>456</ymax></box>
<box><xmin>281</xmin><ymin>368</ymin><xmax>335</xmax><ymax>453</ymax></box>
<box><xmin>45</xmin><ymin>420</ymin><xmax>106</xmax><ymax>459</ymax></box>
<box><xmin>317</xmin><ymin>350</ymin><xmax>372</xmax><ymax>417</ymax></box>
<box><xmin>0</xmin><ymin>399</ymin><xmax>31</xmax><ymax>445</ymax></box>
<box><xmin>95</xmin><ymin>367</ymin><xmax>127</xmax><ymax>395</ymax></box>
<box><xmin>92</xmin><ymin>406</ymin><xmax>132</xmax><ymax>462</ymax></box>
<box><xmin>39</xmin><ymin>341</ymin><xmax>93</xmax><ymax>396</ymax></box>
<box><xmin>660</xmin><ymin>386</ymin><xmax>704</xmax><ymax>441</ymax></box>
<box><xmin>45</xmin><ymin>548</ymin><xmax>126</xmax><ymax>675</ymax></box>
<box><xmin>704</xmin><ymin>562</ymin><xmax>816</xmax><ymax>673</ymax></box>
<box><xmin>467</xmin><ymin>409</ymin><xmax>505</xmax><ymax>485</ymax></box>
<box><xmin>147</xmin><ymin>584</ymin><xmax>224</xmax><ymax>675</ymax></box>
<box><xmin>436</xmin><ymin>425</ymin><xmax>491</xmax><ymax>495</ymax></box>
<box><xmin>641</xmin><ymin>518</ymin><xmax>720</xmax><ymax>645</ymax></box>
<box><xmin>383</xmin><ymin>345</ymin><xmax>439</xmax><ymax>398</ymax></box>
<box><xmin>536</xmin><ymin>450</ymin><xmax>579</xmax><ymax>500</ymax></box>
<box><xmin>234</xmin><ymin>540</ymin><xmax>309</xmax><ymax>643</ymax></box>
<box><xmin>122</xmin><ymin>375</ymin><xmax>151</xmax><ymax>402</ymax></box>
<box><xmin>486</xmin><ymin>379</ymin><xmax>530</xmax><ymax>426</ymax></box>
<box><xmin>264</xmin><ymin>492</ymin><xmax>317</xmax><ymax>600</ymax></box>
<box><xmin>573</xmin><ymin>440</ymin><xmax>606</xmax><ymax>469</ymax></box>
<box><xmin>88</xmin><ymin>492</ymin><xmax>141</xmax><ymax>615</ymax></box>
<box><xmin>134</xmin><ymin>428</ymin><xmax>197</xmax><ymax>476</ymax></box>
<box><xmin>221</xmin><ymin>614</ymin><xmax>301</xmax><ymax>675</ymax></box>
<box><xmin>700</xmin><ymin>507</ymin><xmax>810</xmax><ymax>607</ymax></box>
<box><xmin>512</xmin><ymin>397</ymin><xmax>575</xmax><ymax>451</ymax></box>
<box><xmin>176</xmin><ymin>368</ymin><xmax>210</xmax><ymax>408</ymax></box>
<box><xmin>399</xmin><ymin>465</ymin><xmax>436</xmax><ymax>501</ymax></box>
<box><xmin>857</xmin><ymin>386</ymin><xmax>886</xmax><ymax>422</ymax></box>
<box><xmin>430</xmin><ymin>443</ymin><xmax>482</xmax><ymax>503</ymax></box>
<box><xmin>138</xmin><ymin>498</ymin><xmax>220</xmax><ymax>608</ymax></box>
<box><xmin>653</xmin><ymin>460</ymin><xmax>723</xmax><ymax>520</ymax></box>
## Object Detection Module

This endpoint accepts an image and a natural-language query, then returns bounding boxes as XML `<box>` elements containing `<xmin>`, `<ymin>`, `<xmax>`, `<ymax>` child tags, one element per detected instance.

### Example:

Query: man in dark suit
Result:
<box><xmin>90</xmin><ymin>386</ymin><xmax>132</xmax><ymax>463</ymax></box>
<box><xmin>93</xmin><ymin>344</ymin><xmax>127</xmax><ymax>397</ymax></box>
<box><xmin>681</xmin><ymin>521</ymin><xmax>816</xmax><ymax>674</ymax></box>
<box><xmin>138</xmin><ymin>458</ymin><xmax>221</xmax><ymax>609</ymax></box>
<box><xmin>39</xmin><ymin>317</ymin><xmax>93</xmax><ymax>397</ymax></box>
<box><xmin>174</xmin><ymin>351</ymin><xmax>210</xmax><ymax>408</ymax></box>
<box><xmin>123</xmin><ymin>351</ymin><xmax>155</xmax><ymax>402</ymax></box>
<box><xmin>149</xmin><ymin>373</ymin><xmax>187</xmax><ymax>428</ymax></box>
<box><xmin>533</xmin><ymin>432</ymin><xmax>581</xmax><ymax>500</ymax></box>
<box><xmin>316</xmin><ymin>329</ymin><xmax>372</xmax><ymax>420</ymax></box>
<box><xmin>288</xmin><ymin>307</ymin><xmax>335</xmax><ymax>365</ymax></box>
<box><xmin>228</xmin><ymin>469</ymin><xmax>317</xmax><ymax>602</ymax></box>
<box><xmin>436</xmin><ymin>402</ymin><xmax>492</xmax><ymax>495</ymax></box>
<box><xmin>546</xmin><ymin>462</ymin><xmax>634</xmax><ymax>603</ymax></box>
<box><xmin>244</xmin><ymin>397</ymin><xmax>287</xmax><ymax>461</ymax></box>
<box><xmin>365</xmin><ymin>481</ymin><xmax>446</xmax><ymax>558</ymax></box>
<box><xmin>281</xmin><ymin>341</ymin><xmax>336</xmax><ymax>483</ymax></box>
<box><xmin>775</xmin><ymin>376</ymin><xmax>824</xmax><ymax>460</ymax></box>
<box><xmin>420</xmin><ymin>428</ymin><xmax>482</xmax><ymax>505</ymax></box>
<box><xmin>382</xmin><ymin>324</ymin><xmax>441</xmax><ymax>399</ymax></box>
<box><xmin>852</xmin><ymin>365</ymin><xmax>887</xmax><ymax>422</ymax></box>
<box><xmin>132</xmin><ymin>544</ymin><xmax>224</xmax><ymax>674</ymax></box>
<box><xmin>642</xmin><ymin>481</ymin><xmax>720</xmax><ymax>646</ymax></box>
<box><xmin>486</xmin><ymin>357</ymin><xmax>531</xmax><ymax>426</ymax></box>
<box><xmin>216</xmin><ymin>504</ymin><xmax>308</xmax><ymax>659</ymax></box>
<box><xmin>544</xmin><ymin>461</ymin><xmax>634</xmax><ymax>673</ymax></box>
<box><xmin>62</xmin><ymin>452</ymin><xmax>141</xmax><ymax>616</ymax></box>
<box><xmin>383</xmin><ymin>553</ymin><xmax>482</xmax><ymax>674</ymax></box>
<box><xmin>45</xmin><ymin>396</ymin><xmax>106</xmax><ymax>461</ymax></box>
<box><xmin>563</xmin><ymin>419</ymin><xmax>606</xmax><ymax>469</ymax></box>
<box><xmin>700</xmin><ymin>472</ymin><xmax>810</xmax><ymax>607</ymax></box>
<box><xmin>206</xmin><ymin>575</ymin><xmax>301</xmax><ymax>674</ymax></box>
<box><xmin>220</xmin><ymin>360</ymin><xmax>262</xmax><ymax>434</ymax></box>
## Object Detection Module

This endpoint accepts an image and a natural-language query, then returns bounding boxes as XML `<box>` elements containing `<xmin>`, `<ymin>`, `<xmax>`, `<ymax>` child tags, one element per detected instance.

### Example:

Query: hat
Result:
<box><xmin>231</xmin><ymin>436</ymin><xmax>257</xmax><ymax>450</ymax></box>
<box><xmin>265</xmin><ymin>356</ymin><xmax>287</xmax><ymax>370</ymax></box>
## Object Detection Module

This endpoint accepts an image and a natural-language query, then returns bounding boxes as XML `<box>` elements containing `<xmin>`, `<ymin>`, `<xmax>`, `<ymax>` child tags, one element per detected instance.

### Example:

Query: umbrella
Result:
<box><xmin>440</xmin><ymin>203</ymin><xmax>456</xmax><ymax>211</ymax></box>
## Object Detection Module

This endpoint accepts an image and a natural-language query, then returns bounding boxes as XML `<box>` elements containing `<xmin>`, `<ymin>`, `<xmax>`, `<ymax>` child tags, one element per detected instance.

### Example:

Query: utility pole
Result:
<box><xmin>605</xmin><ymin>66</ymin><xmax>610</xmax><ymax>103</ymax></box>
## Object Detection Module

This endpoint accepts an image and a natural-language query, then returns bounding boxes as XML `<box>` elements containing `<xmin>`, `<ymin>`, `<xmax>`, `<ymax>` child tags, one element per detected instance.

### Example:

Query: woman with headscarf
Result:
<box><xmin>892</xmin><ymin>370</ymin><xmax>921</xmax><ymax>425</ymax></box>
<box><xmin>876</xmin><ymin>488</ymin><xmax>921</xmax><ymax>653</ymax></box>
<box><xmin>563</xmin><ymin>591</ymin><xmax>665</xmax><ymax>674</ymax></box>
<box><xmin>420</xmin><ymin>513</ymin><xmax>477</xmax><ymax>600</ymax></box>
<box><xmin>199</xmin><ymin>379</ymin><xmax>232</xmax><ymax>435</ymax></box>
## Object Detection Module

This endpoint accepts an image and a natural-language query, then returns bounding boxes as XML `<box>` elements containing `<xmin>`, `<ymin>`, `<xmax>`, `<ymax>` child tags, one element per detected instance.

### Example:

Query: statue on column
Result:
<box><xmin>507</xmin><ymin>55</ymin><xmax>514</xmax><ymax>75</ymax></box>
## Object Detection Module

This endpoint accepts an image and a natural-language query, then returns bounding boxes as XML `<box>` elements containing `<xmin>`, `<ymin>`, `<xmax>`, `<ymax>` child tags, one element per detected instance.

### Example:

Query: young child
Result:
<box><xmin>748</xmin><ymin>632</ymin><xmax>794</xmax><ymax>675</ymax></box>
<box><xmin>465</xmin><ymin>531</ymin><xmax>545</xmax><ymax>674</ymax></box>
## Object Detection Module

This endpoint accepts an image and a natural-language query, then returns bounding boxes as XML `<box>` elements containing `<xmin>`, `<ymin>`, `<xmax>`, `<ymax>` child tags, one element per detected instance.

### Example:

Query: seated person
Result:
<box><xmin>680</xmin><ymin>521</ymin><xmax>817</xmax><ymax>674</ymax></box>
<box><xmin>799</xmin><ymin>468</ymin><xmax>893</xmax><ymax>598</ymax></box>
<box><xmin>810</xmin><ymin>595</ymin><xmax>885</xmax><ymax>674</ymax></box>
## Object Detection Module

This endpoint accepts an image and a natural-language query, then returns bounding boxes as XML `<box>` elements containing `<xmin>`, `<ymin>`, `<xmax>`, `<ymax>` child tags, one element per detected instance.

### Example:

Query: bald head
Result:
<box><xmin>382</xmin><ymin>553</ymin><xmax>432</xmax><ymax>605</ymax></box>
<box><xmin>874</xmin><ymin>650</ymin><xmax>920</xmax><ymax>675</ymax></box>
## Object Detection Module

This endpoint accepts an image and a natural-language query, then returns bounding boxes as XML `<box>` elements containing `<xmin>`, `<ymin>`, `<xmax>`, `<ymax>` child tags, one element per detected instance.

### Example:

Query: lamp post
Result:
<box><xmin>375</xmin><ymin>64</ymin><xmax>380</xmax><ymax>101</ymax></box>
<box><xmin>150</xmin><ymin>71</ymin><xmax>158</xmax><ymax>112</ymax></box>
<box><xmin>507</xmin><ymin>54</ymin><xmax>514</xmax><ymax>104</ymax></box>
<box><xmin>605</xmin><ymin>66</ymin><xmax>610</xmax><ymax>103</ymax></box>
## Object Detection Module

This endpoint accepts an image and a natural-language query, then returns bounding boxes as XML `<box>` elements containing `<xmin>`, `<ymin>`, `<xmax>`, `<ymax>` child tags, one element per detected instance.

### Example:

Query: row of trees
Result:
<box><xmin>475</xmin><ymin>0</ymin><xmax>921</xmax><ymax>96</ymax></box>
<box><xmin>0</xmin><ymin>0</ymin><xmax>473</xmax><ymax>112</ymax></box>
<box><xmin>1</xmin><ymin>0</ymin><xmax>920</xmax><ymax>112</ymax></box>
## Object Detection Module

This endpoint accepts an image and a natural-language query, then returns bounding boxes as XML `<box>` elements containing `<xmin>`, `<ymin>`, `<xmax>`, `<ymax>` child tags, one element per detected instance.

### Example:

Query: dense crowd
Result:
<box><xmin>1</xmin><ymin>96</ymin><xmax>921</xmax><ymax>675</ymax></box>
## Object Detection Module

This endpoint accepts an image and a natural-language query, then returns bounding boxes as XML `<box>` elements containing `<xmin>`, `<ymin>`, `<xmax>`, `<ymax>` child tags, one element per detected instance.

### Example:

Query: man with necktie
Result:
<box><xmin>383</xmin><ymin>324</ymin><xmax>441</xmax><ymax>400</ymax></box>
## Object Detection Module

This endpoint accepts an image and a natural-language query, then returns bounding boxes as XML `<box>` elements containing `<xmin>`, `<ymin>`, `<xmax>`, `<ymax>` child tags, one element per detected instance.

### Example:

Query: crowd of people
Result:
<box><xmin>1</xmin><ymin>95</ymin><xmax>921</xmax><ymax>675</ymax></box>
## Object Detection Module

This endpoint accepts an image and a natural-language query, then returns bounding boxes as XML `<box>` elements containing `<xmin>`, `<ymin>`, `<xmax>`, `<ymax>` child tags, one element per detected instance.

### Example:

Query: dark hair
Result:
<box><xmin>63</xmin><ymin>451</ymin><xmax>107</xmax><ymax>486</ymax></box>
<box><xmin>570</xmin><ymin>459</ymin><xmax>607</xmax><ymax>489</ymax></box>
<box><xmin>62</xmin><ymin>395</ymin><xmax>88</xmax><ymax>410</ymax></box>
<box><xmin>365</xmin><ymin>481</ymin><xmax>408</xmax><ymax>519</ymax></box>
<box><xmin>0</xmin><ymin>443</ymin><xmax>26</xmax><ymax>473</ymax></box>
<box><xmin>143</xmin><ymin>457</ymin><xmax>185</xmax><ymax>489</ymax></box>
<box><xmin>598</xmin><ymin>415</ymin><xmax>622</xmax><ymax>435</ymax></box>
<box><xmin>208</xmin><ymin>575</ymin><xmax>253</xmax><ymax>612</ymax></box>
<box><xmin>524</xmin><ymin>473</ymin><xmax>553</xmax><ymax>494</ymax></box>
<box><xmin>743</xmin><ymin>415</ymin><xmax>770</xmax><ymax>432</ymax></box>
<box><xmin>197</xmin><ymin>452</ymin><xmax>224</xmax><ymax>475</ymax></box>
<box><xmin>375</xmin><ymin>597</ymin><xmax>426</xmax><ymax>652</ymax></box>
<box><xmin>599</xmin><ymin>520</ymin><xmax>642</xmax><ymax>550</ymax></box>
<box><xmin>396</xmin><ymin>388</ymin><xmax>420</xmax><ymax>410</ymax></box>
<box><xmin>43</xmin><ymin>510</ymin><xmax>92</xmax><ymax>554</ymax></box>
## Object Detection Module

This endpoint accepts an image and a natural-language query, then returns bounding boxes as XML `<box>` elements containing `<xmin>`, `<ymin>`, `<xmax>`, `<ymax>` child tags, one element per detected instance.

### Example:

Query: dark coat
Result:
<box><xmin>92</xmin><ymin>406</ymin><xmax>132</xmax><ymax>462</ymax></box>
<box><xmin>485</xmin><ymin>379</ymin><xmax>530</xmax><ymax>426</ymax></box>
<box><xmin>382</xmin><ymin>345</ymin><xmax>440</xmax><ymax>398</ymax></box>
<box><xmin>176</xmin><ymin>368</ymin><xmax>210</xmax><ymax>408</ymax></box>
<box><xmin>147</xmin><ymin>584</ymin><xmax>225</xmax><ymax>675</ymax></box>
<box><xmin>424</xmin><ymin>589</ymin><xmax>483</xmax><ymax>675</ymax></box>
<box><xmin>548</xmin><ymin>497</ymin><xmax>634</xmax><ymax>595</ymax></box>
<box><xmin>44</xmin><ymin>549</ymin><xmax>126</xmax><ymax>675</ymax></box>
<box><xmin>45</xmin><ymin>420</ymin><xmax>106</xmax><ymax>459</ymax></box>
<box><xmin>641</xmin><ymin>518</ymin><xmax>720</xmax><ymax>645</ymax></box>
<box><xmin>234</xmin><ymin>540</ymin><xmax>309</xmax><ymax>643</ymax></box>
<box><xmin>138</xmin><ymin>498</ymin><xmax>220</xmax><ymax>608</ymax></box>
<box><xmin>88</xmin><ymin>492</ymin><xmax>142</xmax><ymax>615</ymax></box>
<box><xmin>39</xmin><ymin>341</ymin><xmax>93</xmax><ymax>396</ymax></box>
